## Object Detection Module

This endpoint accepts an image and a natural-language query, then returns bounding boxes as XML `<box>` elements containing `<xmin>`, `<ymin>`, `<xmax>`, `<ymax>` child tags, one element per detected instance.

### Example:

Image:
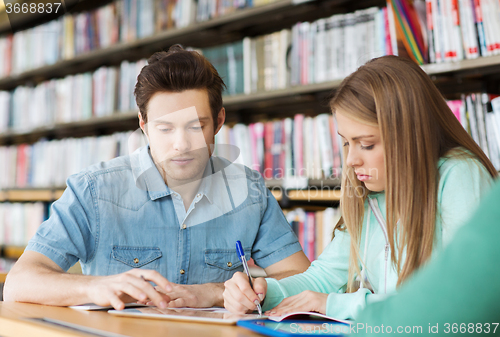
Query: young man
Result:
<box><xmin>3</xmin><ymin>45</ymin><xmax>310</xmax><ymax>310</ymax></box>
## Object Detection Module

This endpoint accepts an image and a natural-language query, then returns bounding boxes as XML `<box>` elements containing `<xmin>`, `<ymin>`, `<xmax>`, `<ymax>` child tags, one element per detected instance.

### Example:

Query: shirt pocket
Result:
<box><xmin>107</xmin><ymin>246</ymin><xmax>162</xmax><ymax>275</ymax></box>
<box><xmin>203</xmin><ymin>248</ymin><xmax>250</xmax><ymax>283</ymax></box>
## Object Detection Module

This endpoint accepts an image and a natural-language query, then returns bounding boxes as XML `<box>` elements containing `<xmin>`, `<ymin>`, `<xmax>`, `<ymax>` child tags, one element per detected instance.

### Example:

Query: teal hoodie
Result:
<box><xmin>262</xmin><ymin>154</ymin><xmax>494</xmax><ymax>320</ymax></box>
<box><xmin>355</xmin><ymin>179</ymin><xmax>500</xmax><ymax>336</ymax></box>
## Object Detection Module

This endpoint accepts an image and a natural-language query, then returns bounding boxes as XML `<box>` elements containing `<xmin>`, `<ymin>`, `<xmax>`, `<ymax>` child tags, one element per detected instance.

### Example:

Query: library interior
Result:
<box><xmin>0</xmin><ymin>0</ymin><xmax>500</xmax><ymax>336</ymax></box>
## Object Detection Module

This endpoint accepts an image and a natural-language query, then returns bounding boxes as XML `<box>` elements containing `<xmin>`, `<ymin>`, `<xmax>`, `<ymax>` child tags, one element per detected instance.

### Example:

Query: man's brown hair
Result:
<box><xmin>134</xmin><ymin>44</ymin><xmax>226</xmax><ymax>128</ymax></box>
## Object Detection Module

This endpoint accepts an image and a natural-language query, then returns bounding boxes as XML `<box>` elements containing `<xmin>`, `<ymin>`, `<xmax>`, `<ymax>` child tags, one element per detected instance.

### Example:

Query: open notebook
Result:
<box><xmin>267</xmin><ymin>311</ymin><xmax>351</xmax><ymax>325</ymax></box>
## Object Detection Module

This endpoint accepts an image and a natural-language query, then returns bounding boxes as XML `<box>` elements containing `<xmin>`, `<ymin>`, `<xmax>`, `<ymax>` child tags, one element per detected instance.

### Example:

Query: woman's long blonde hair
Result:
<box><xmin>331</xmin><ymin>55</ymin><xmax>497</xmax><ymax>292</ymax></box>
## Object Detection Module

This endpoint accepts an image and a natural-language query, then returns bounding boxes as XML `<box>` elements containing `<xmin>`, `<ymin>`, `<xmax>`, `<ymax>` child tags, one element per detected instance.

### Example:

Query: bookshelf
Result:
<box><xmin>0</xmin><ymin>189</ymin><xmax>65</xmax><ymax>202</ymax></box>
<box><xmin>0</xmin><ymin>187</ymin><xmax>339</xmax><ymax>203</ymax></box>
<box><xmin>1</xmin><ymin>245</ymin><xmax>25</xmax><ymax>260</ymax></box>
<box><xmin>0</xmin><ymin>0</ymin><xmax>371</xmax><ymax>91</ymax></box>
<box><xmin>2</xmin><ymin>55</ymin><xmax>500</xmax><ymax>146</ymax></box>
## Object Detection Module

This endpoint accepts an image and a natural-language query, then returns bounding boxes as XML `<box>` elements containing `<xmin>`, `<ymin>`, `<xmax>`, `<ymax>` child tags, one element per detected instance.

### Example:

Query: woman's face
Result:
<box><xmin>336</xmin><ymin>111</ymin><xmax>386</xmax><ymax>192</ymax></box>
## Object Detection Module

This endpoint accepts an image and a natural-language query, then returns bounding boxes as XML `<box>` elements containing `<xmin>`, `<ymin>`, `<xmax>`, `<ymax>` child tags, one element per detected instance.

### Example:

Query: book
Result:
<box><xmin>267</xmin><ymin>311</ymin><xmax>351</xmax><ymax>325</ymax></box>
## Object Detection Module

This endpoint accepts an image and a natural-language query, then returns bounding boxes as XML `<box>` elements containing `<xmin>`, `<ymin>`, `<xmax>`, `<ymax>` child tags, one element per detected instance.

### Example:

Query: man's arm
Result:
<box><xmin>3</xmin><ymin>251</ymin><xmax>173</xmax><ymax>310</ymax></box>
<box><xmin>264</xmin><ymin>251</ymin><xmax>310</xmax><ymax>279</ymax></box>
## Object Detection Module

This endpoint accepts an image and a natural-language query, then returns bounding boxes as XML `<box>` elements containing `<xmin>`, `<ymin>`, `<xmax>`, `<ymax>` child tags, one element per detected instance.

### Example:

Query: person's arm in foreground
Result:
<box><xmin>3</xmin><ymin>251</ymin><xmax>172</xmax><ymax>310</ymax></box>
<box><xmin>355</xmin><ymin>181</ymin><xmax>500</xmax><ymax>336</ymax></box>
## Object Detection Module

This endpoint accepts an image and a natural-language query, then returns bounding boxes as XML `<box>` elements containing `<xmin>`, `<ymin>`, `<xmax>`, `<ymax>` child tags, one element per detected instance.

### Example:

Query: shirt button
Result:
<box><xmin>182</xmin><ymin>224</ymin><xmax>187</xmax><ymax>229</ymax></box>
<box><xmin>180</xmin><ymin>269</ymin><xmax>185</xmax><ymax>274</ymax></box>
<box><xmin>227</xmin><ymin>262</ymin><xmax>232</xmax><ymax>267</ymax></box>
<box><xmin>196</xmin><ymin>193</ymin><xmax>201</xmax><ymax>198</ymax></box>
<box><xmin>133</xmin><ymin>258</ymin><xmax>139</xmax><ymax>264</ymax></box>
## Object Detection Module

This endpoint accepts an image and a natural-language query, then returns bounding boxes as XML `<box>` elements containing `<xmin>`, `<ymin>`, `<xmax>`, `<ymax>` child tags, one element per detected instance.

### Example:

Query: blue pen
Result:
<box><xmin>236</xmin><ymin>240</ymin><xmax>262</xmax><ymax>316</ymax></box>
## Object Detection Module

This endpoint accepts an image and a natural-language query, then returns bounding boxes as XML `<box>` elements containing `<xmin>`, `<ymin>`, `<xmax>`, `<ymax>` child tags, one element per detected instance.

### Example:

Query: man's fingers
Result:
<box><xmin>167</xmin><ymin>298</ymin><xmax>185</xmax><ymax>308</ymax></box>
<box><xmin>121</xmin><ymin>273</ymin><xmax>168</xmax><ymax>308</ymax></box>
<box><xmin>138</xmin><ymin>270</ymin><xmax>173</xmax><ymax>292</ymax></box>
<box><xmin>108</xmin><ymin>293</ymin><xmax>126</xmax><ymax>311</ymax></box>
<box><xmin>117</xmin><ymin>282</ymin><xmax>148</xmax><ymax>302</ymax></box>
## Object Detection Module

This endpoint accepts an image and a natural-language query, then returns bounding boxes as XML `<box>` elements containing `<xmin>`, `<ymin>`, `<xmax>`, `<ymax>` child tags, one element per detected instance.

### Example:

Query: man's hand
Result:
<box><xmin>86</xmin><ymin>269</ymin><xmax>173</xmax><ymax>310</ymax></box>
<box><xmin>143</xmin><ymin>283</ymin><xmax>224</xmax><ymax>308</ymax></box>
<box><xmin>223</xmin><ymin>271</ymin><xmax>267</xmax><ymax>314</ymax></box>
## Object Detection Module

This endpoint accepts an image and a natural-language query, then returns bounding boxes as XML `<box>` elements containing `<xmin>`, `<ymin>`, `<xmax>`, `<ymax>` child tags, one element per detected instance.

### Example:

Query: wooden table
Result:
<box><xmin>0</xmin><ymin>302</ymin><xmax>264</xmax><ymax>337</ymax></box>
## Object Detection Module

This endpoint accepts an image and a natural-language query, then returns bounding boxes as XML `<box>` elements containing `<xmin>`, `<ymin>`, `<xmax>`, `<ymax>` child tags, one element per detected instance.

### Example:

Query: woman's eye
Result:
<box><xmin>361</xmin><ymin>144</ymin><xmax>374</xmax><ymax>150</ymax></box>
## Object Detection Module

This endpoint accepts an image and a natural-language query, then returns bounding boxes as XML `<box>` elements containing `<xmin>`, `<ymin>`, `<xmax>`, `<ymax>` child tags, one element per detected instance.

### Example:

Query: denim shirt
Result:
<box><xmin>26</xmin><ymin>146</ymin><xmax>302</xmax><ymax>284</ymax></box>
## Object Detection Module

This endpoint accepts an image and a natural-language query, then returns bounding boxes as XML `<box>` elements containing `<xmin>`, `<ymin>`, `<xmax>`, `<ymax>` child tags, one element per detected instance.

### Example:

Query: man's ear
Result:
<box><xmin>138</xmin><ymin>111</ymin><xmax>147</xmax><ymax>135</ymax></box>
<box><xmin>214</xmin><ymin>107</ymin><xmax>226</xmax><ymax>135</ymax></box>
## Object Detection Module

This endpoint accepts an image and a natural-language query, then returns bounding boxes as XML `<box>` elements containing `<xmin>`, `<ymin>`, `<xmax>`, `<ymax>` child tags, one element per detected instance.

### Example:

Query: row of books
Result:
<box><xmin>0</xmin><ymin>131</ymin><xmax>146</xmax><ymax>189</ymax></box>
<box><xmin>447</xmin><ymin>94</ymin><xmax>500</xmax><ymax>170</ymax></box>
<box><xmin>0</xmin><ymin>3</ymin><xmax>396</xmax><ymax>132</ymax></box>
<box><xmin>0</xmin><ymin>0</ymin><xmax>276</xmax><ymax>78</ymax></box>
<box><xmin>0</xmin><ymin>59</ymin><xmax>147</xmax><ymax>132</ymax></box>
<box><xmin>0</xmin><ymin>113</ymin><xmax>342</xmax><ymax>189</ymax></box>
<box><xmin>0</xmin><ymin>202</ymin><xmax>46</xmax><ymax>247</ymax></box>
<box><xmin>196</xmin><ymin>0</ymin><xmax>274</xmax><ymax>22</ymax></box>
<box><xmin>200</xmin><ymin>6</ymin><xmax>392</xmax><ymax>94</ymax></box>
<box><xmin>215</xmin><ymin>114</ymin><xmax>343</xmax><ymax>180</ymax></box>
<box><xmin>284</xmin><ymin>207</ymin><xmax>341</xmax><ymax>261</ymax></box>
<box><xmin>3</xmin><ymin>93</ymin><xmax>499</xmax><ymax>190</ymax></box>
<box><xmin>426</xmin><ymin>0</ymin><xmax>500</xmax><ymax>63</ymax></box>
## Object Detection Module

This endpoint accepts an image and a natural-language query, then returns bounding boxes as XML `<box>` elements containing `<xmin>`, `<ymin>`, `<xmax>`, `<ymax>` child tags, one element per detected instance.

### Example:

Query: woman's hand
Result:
<box><xmin>265</xmin><ymin>290</ymin><xmax>328</xmax><ymax>316</ymax></box>
<box><xmin>223</xmin><ymin>272</ymin><xmax>267</xmax><ymax>314</ymax></box>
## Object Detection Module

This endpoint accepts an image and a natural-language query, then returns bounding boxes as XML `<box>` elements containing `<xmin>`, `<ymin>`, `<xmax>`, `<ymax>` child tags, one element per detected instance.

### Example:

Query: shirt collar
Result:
<box><xmin>197</xmin><ymin>157</ymin><xmax>215</xmax><ymax>204</ymax></box>
<box><xmin>130</xmin><ymin>146</ymin><xmax>225</xmax><ymax>202</ymax></box>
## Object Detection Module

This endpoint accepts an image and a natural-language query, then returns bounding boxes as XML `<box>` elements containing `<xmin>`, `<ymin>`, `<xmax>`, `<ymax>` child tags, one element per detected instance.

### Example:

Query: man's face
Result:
<box><xmin>139</xmin><ymin>89</ymin><xmax>225</xmax><ymax>185</ymax></box>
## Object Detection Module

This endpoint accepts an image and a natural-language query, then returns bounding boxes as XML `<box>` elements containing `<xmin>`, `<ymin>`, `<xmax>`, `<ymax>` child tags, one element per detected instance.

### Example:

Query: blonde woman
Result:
<box><xmin>222</xmin><ymin>56</ymin><xmax>498</xmax><ymax>320</ymax></box>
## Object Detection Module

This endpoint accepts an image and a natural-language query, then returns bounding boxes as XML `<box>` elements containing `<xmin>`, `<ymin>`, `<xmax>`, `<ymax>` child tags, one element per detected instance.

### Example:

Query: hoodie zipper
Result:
<box><xmin>368</xmin><ymin>198</ymin><xmax>389</xmax><ymax>294</ymax></box>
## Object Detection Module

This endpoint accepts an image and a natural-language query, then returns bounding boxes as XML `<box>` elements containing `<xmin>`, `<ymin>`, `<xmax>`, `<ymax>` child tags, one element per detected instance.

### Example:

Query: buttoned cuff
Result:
<box><xmin>253</xmin><ymin>241</ymin><xmax>303</xmax><ymax>269</ymax></box>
